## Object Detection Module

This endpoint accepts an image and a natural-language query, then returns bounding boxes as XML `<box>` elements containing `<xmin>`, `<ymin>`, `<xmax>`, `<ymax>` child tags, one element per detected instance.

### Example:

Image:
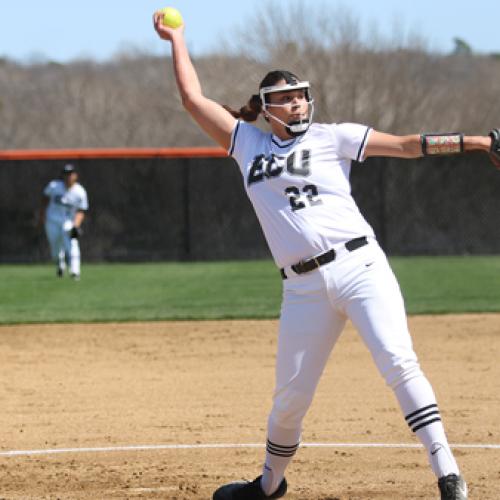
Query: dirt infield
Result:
<box><xmin>1</xmin><ymin>314</ymin><xmax>499</xmax><ymax>499</ymax></box>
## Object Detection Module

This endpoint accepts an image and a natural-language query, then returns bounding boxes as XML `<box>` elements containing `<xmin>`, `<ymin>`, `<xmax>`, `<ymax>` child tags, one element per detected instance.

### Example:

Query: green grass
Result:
<box><xmin>0</xmin><ymin>257</ymin><xmax>499</xmax><ymax>324</ymax></box>
<box><xmin>391</xmin><ymin>256</ymin><xmax>500</xmax><ymax>314</ymax></box>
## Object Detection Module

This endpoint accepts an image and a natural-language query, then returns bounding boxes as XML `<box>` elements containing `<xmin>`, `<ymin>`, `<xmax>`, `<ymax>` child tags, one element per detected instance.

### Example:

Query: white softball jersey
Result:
<box><xmin>229</xmin><ymin>121</ymin><xmax>374</xmax><ymax>267</ymax></box>
<box><xmin>43</xmin><ymin>180</ymin><xmax>88</xmax><ymax>225</ymax></box>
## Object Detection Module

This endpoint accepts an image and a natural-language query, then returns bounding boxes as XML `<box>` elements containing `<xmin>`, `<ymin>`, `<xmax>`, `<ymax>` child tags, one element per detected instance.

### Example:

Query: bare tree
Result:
<box><xmin>0</xmin><ymin>1</ymin><xmax>499</xmax><ymax>150</ymax></box>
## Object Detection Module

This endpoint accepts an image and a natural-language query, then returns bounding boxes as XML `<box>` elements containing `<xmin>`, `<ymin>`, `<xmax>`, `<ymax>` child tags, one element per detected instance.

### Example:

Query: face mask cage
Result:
<box><xmin>259</xmin><ymin>81</ymin><xmax>314</xmax><ymax>137</ymax></box>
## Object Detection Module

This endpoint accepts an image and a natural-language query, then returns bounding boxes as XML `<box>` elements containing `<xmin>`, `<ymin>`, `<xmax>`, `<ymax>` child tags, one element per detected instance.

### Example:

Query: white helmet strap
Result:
<box><xmin>264</xmin><ymin>102</ymin><xmax>315</xmax><ymax>136</ymax></box>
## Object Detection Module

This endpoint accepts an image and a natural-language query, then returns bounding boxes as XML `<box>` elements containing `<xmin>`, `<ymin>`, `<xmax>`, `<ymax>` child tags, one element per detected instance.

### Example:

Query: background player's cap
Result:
<box><xmin>62</xmin><ymin>163</ymin><xmax>76</xmax><ymax>175</ymax></box>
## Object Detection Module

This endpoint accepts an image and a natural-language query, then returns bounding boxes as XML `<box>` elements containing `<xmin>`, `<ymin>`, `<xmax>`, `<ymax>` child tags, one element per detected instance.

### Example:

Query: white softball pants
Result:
<box><xmin>271</xmin><ymin>238</ymin><xmax>422</xmax><ymax>430</ymax></box>
<box><xmin>261</xmin><ymin>237</ymin><xmax>460</xmax><ymax>493</ymax></box>
<box><xmin>45</xmin><ymin>219</ymin><xmax>81</xmax><ymax>275</ymax></box>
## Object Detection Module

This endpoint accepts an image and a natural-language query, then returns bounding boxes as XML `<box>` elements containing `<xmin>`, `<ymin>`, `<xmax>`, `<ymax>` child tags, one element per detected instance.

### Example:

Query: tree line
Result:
<box><xmin>1</xmin><ymin>4</ymin><xmax>499</xmax><ymax>150</ymax></box>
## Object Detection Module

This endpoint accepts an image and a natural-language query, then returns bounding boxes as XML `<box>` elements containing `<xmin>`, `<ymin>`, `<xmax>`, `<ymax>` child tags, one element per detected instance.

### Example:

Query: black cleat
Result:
<box><xmin>438</xmin><ymin>474</ymin><xmax>468</xmax><ymax>499</ymax></box>
<box><xmin>57</xmin><ymin>267</ymin><xmax>64</xmax><ymax>277</ymax></box>
<box><xmin>213</xmin><ymin>475</ymin><xmax>287</xmax><ymax>500</ymax></box>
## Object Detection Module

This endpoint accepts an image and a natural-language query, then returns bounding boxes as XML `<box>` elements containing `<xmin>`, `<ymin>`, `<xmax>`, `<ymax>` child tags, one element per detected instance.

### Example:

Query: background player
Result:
<box><xmin>39</xmin><ymin>163</ymin><xmax>88</xmax><ymax>280</ymax></box>
<box><xmin>153</xmin><ymin>11</ymin><xmax>499</xmax><ymax>500</ymax></box>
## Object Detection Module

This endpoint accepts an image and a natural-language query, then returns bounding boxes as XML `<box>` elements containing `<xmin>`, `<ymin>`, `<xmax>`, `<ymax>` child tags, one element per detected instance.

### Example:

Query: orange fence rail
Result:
<box><xmin>0</xmin><ymin>147</ymin><xmax>228</xmax><ymax>160</ymax></box>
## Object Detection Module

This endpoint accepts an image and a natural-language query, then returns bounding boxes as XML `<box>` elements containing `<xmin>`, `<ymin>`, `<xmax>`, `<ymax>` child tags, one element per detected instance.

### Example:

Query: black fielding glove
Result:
<box><xmin>70</xmin><ymin>226</ymin><xmax>83</xmax><ymax>239</ymax></box>
<box><xmin>489</xmin><ymin>128</ymin><xmax>500</xmax><ymax>169</ymax></box>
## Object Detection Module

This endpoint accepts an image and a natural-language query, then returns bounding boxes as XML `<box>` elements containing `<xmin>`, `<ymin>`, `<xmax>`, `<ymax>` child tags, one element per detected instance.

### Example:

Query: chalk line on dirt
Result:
<box><xmin>1</xmin><ymin>442</ymin><xmax>499</xmax><ymax>458</ymax></box>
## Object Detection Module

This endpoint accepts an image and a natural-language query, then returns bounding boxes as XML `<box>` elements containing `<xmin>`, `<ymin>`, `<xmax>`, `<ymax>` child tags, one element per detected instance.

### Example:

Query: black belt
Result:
<box><xmin>280</xmin><ymin>236</ymin><xmax>368</xmax><ymax>279</ymax></box>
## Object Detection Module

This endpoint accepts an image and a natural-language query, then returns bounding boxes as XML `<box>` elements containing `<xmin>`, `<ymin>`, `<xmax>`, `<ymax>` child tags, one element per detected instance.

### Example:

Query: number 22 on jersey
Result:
<box><xmin>246</xmin><ymin>150</ymin><xmax>323</xmax><ymax>211</ymax></box>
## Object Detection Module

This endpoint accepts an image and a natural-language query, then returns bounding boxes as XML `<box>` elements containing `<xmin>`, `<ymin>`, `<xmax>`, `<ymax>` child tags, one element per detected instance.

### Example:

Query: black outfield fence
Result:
<box><xmin>1</xmin><ymin>150</ymin><xmax>499</xmax><ymax>263</ymax></box>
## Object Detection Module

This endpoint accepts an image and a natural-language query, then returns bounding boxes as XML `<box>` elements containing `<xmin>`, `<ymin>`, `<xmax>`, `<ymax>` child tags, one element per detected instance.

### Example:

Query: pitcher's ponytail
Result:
<box><xmin>223</xmin><ymin>94</ymin><xmax>262</xmax><ymax>122</ymax></box>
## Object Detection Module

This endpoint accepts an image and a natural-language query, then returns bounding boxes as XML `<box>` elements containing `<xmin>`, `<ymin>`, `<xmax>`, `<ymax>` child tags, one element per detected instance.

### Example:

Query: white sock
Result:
<box><xmin>394</xmin><ymin>376</ymin><xmax>459</xmax><ymax>478</ymax></box>
<box><xmin>58</xmin><ymin>250</ymin><xmax>66</xmax><ymax>270</ymax></box>
<box><xmin>260</xmin><ymin>418</ymin><xmax>300</xmax><ymax>496</ymax></box>
<box><xmin>70</xmin><ymin>239</ymin><xmax>81</xmax><ymax>276</ymax></box>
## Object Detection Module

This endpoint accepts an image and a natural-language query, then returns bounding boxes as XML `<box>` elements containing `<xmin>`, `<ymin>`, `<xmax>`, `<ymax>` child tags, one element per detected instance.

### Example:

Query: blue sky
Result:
<box><xmin>0</xmin><ymin>0</ymin><xmax>498</xmax><ymax>63</ymax></box>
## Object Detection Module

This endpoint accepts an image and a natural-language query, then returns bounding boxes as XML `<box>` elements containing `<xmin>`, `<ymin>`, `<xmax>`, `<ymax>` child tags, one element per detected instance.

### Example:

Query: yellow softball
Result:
<box><xmin>159</xmin><ymin>7</ymin><xmax>183</xmax><ymax>29</ymax></box>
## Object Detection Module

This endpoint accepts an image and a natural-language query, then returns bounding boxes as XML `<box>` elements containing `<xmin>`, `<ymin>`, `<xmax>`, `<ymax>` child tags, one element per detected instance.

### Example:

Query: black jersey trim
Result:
<box><xmin>272</xmin><ymin>136</ymin><xmax>297</xmax><ymax>149</ymax></box>
<box><xmin>356</xmin><ymin>126</ymin><xmax>371</xmax><ymax>162</ymax></box>
<box><xmin>228</xmin><ymin>121</ymin><xmax>241</xmax><ymax>156</ymax></box>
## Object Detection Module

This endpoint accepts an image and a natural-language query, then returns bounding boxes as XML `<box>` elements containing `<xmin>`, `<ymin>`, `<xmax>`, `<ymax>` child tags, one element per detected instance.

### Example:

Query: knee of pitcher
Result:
<box><xmin>384</xmin><ymin>361</ymin><xmax>424</xmax><ymax>389</ymax></box>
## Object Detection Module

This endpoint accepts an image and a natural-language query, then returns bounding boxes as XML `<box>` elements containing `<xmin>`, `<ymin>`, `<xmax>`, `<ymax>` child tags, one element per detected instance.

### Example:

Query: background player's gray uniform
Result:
<box><xmin>44</xmin><ymin>179</ymin><xmax>88</xmax><ymax>277</ymax></box>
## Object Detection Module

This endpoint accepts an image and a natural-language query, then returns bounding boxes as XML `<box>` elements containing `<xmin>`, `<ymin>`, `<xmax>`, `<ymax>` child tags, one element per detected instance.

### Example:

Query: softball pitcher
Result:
<box><xmin>153</xmin><ymin>12</ymin><xmax>500</xmax><ymax>500</ymax></box>
<box><xmin>40</xmin><ymin>164</ymin><xmax>88</xmax><ymax>280</ymax></box>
